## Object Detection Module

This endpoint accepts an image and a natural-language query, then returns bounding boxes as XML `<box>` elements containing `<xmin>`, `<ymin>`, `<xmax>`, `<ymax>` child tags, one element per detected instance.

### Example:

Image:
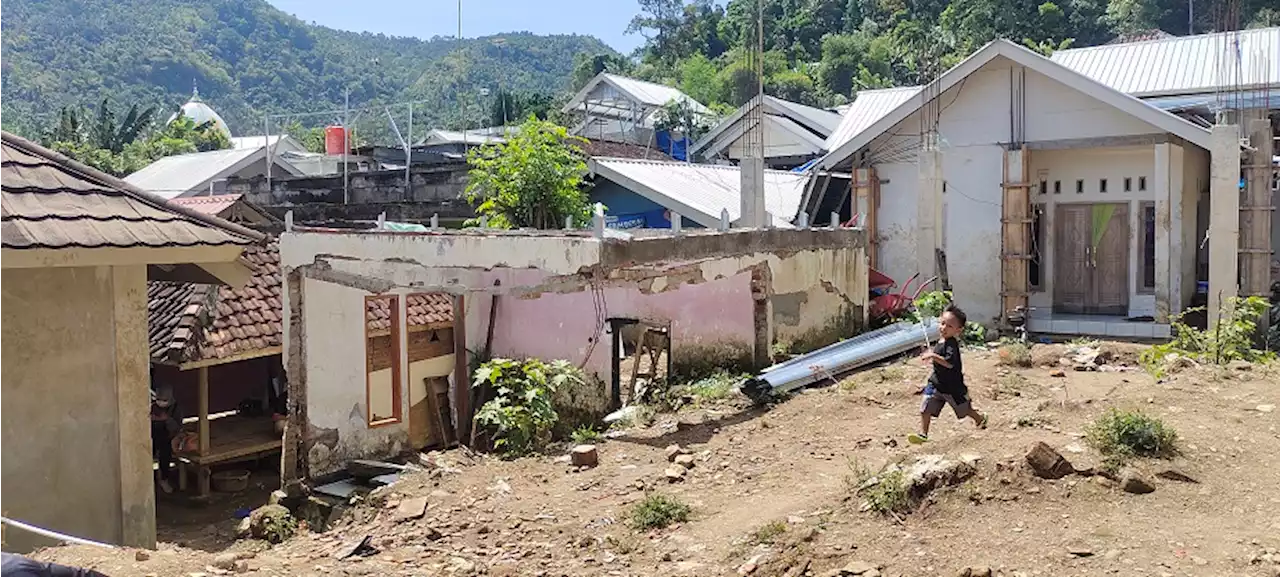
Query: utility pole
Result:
<box><xmin>343</xmin><ymin>87</ymin><xmax>349</xmax><ymax>205</ymax></box>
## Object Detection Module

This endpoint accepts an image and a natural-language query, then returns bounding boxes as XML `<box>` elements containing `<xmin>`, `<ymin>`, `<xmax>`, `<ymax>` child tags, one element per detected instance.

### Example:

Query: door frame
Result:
<box><xmin>1052</xmin><ymin>201</ymin><xmax>1130</xmax><ymax>316</ymax></box>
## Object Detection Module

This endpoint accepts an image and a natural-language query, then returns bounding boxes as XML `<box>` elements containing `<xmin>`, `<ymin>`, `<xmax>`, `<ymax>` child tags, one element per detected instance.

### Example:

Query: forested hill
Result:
<box><xmin>0</xmin><ymin>0</ymin><xmax>615</xmax><ymax>138</ymax></box>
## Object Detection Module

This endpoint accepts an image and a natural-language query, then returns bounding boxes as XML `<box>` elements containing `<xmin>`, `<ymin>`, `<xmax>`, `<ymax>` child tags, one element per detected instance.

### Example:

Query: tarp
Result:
<box><xmin>655</xmin><ymin>131</ymin><xmax>690</xmax><ymax>162</ymax></box>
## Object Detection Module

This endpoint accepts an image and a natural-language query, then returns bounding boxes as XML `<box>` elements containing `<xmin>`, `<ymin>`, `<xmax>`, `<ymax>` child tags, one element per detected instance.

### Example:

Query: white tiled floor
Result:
<box><xmin>1026</xmin><ymin>314</ymin><xmax>1170</xmax><ymax>339</ymax></box>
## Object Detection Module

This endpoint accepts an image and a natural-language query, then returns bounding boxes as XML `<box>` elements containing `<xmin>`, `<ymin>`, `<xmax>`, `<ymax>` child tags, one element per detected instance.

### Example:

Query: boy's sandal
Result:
<box><xmin>979</xmin><ymin>414</ymin><xmax>989</xmax><ymax>429</ymax></box>
<box><xmin>907</xmin><ymin>433</ymin><xmax>929</xmax><ymax>444</ymax></box>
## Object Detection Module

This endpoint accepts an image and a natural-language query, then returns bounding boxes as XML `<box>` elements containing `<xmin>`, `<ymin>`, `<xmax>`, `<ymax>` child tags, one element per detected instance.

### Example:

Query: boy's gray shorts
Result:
<box><xmin>921</xmin><ymin>392</ymin><xmax>972</xmax><ymax>419</ymax></box>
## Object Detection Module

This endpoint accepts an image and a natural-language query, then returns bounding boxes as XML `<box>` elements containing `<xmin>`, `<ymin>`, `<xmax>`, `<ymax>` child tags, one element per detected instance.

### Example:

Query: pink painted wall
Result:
<box><xmin>486</xmin><ymin>272</ymin><xmax>755</xmax><ymax>383</ymax></box>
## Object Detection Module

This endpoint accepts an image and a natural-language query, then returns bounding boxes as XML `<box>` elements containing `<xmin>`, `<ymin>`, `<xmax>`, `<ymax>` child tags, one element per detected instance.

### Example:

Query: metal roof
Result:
<box><xmin>823</xmin><ymin>86</ymin><xmax>922</xmax><ymax>152</ymax></box>
<box><xmin>564</xmin><ymin>72</ymin><xmax>709</xmax><ymax>115</ymax></box>
<box><xmin>817</xmin><ymin>39</ymin><xmax>1214</xmax><ymax>171</ymax></box>
<box><xmin>230</xmin><ymin>135</ymin><xmax>304</xmax><ymax>152</ymax></box>
<box><xmin>589</xmin><ymin>157</ymin><xmax>808</xmax><ymax>227</ymax></box>
<box><xmin>168</xmin><ymin>194</ymin><xmax>245</xmax><ymax>216</ymax></box>
<box><xmin>1</xmin><ymin>131</ymin><xmax>262</xmax><ymax>251</ymax></box>
<box><xmin>125</xmin><ymin>146</ymin><xmax>303</xmax><ymax>199</ymax></box>
<box><xmin>1051</xmin><ymin>27</ymin><xmax>1280</xmax><ymax>97</ymax></box>
<box><xmin>419</xmin><ymin>129</ymin><xmax>507</xmax><ymax>146</ymax></box>
<box><xmin>693</xmin><ymin>95</ymin><xmax>841</xmax><ymax>158</ymax></box>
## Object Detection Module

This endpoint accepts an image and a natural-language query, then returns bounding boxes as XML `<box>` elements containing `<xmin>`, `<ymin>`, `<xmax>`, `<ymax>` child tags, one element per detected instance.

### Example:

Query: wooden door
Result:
<box><xmin>1090</xmin><ymin>203</ymin><xmax>1129</xmax><ymax>315</ymax></box>
<box><xmin>1053</xmin><ymin>203</ymin><xmax>1129</xmax><ymax>315</ymax></box>
<box><xmin>1054</xmin><ymin>204</ymin><xmax>1091</xmax><ymax>314</ymax></box>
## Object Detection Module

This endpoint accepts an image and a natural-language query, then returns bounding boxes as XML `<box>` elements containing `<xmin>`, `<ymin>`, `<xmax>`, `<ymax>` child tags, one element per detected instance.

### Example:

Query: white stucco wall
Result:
<box><xmin>866</xmin><ymin>56</ymin><xmax>1209</xmax><ymax>325</ymax></box>
<box><xmin>725</xmin><ymin>117</ymin><xmax>821</xmax><ymax>160</ymax></box>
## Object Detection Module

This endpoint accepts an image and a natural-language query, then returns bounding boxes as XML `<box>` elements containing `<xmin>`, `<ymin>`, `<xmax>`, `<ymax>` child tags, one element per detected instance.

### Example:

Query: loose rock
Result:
<box><xmin>666</xmin><ymin>444</ymin><xmax>689</xmax><ymax>462</ymax></box>
<box><xmin>134</xmin><ymin>550</ymin><xmax>151</xmax><ymax>562</ymax></box>
<box><xmin>212</xmin><ymin>553</ymin><xmax>238</xmax><ymax>571</ymax></box>
<box><xmin>673</xmin><ymin>454</ymin><xmax>696</xmax><ymax>469</ymax></box>
<box><xmin>394</xmin><ymin>496</ymin><xmax>429</xmax><ymax>522</ymax></box>
<box><xmin>570</xmin><ymin>445</ymin><xmax>599</xmax><ymax>468</ymax></box>
<box><xmin>1119</xmin><ymin>471</ymin><xmax>1156</xmax><ymax>494</ymax></box>
<box><xmin>1025</xmin><ymin>442</ymin><xmax>1074</xmax><ymax>479</ymax></box>
<box><xmin>1155</xmin><ymin>468</ymin><xmax>1199</xmax><ymax>483</ymax></box>
<box><xmin>841</xmin><ymin>560</ymin><xmax>879</xmax><ymax>575</ymax></box>
<box><xmin>1067</xmin><ymin>546</ymin><xmax>1094</xmax><ymax>557</ymax></box>
<box><xmin>665</xmin><ymin>466</ymin><xmax>687</xmax><ymax>482</ymax></box>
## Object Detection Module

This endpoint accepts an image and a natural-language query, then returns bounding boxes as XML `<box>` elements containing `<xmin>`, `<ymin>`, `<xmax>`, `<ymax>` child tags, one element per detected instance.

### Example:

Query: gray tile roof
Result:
<box><xmin>1</xmin><ymin>131</ymin><xmax>262</xmax><ymax>251</ymax></box>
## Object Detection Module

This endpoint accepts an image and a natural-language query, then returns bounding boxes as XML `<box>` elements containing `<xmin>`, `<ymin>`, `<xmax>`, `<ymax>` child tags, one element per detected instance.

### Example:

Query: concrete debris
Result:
<box><xmin>393</xmin><ymin>496</ymin><xmax>429</xmax><ymax>522</ymax></box>
<box><xmin>738</xmin><ymin>554</ymin><xmax>764</xmax><ymax>575</ymax></box>
<box><xmin>673</xmin><ymin>454</ymin><xmax>696</xmax><ymax>469</ymax></box>
<box><xmin>666</xmin><ymin>444</ymin><xmax>690</xmax><ymax>462</ymax></box>
<box><xmin>570</xmin><ymin>445</ymin><xmax>599</xmax><ymax>467</ymax></box>
<box><xmin>665</xmin><ymin>466</ymin><xmax>687</xmax><ymax>482</ymax></box>
<box><xmin>1119</xmin><ymin>471</ymin><xmax>1156</xmax><ymax>494</ymax></box>
<box><xmin>1025</xmin><ymin>442</ymin><xmax>1074</xmax><ymax>479</ymax></box>
<box><xmin>902</xmin><ymin>454</ymin><xmax>977</xmax><ymax>497</ymax></box>
<box><xmin>1155</xmin><ymin>468</ymin><xmax>1199</xmax><ymax>483</ymax></box>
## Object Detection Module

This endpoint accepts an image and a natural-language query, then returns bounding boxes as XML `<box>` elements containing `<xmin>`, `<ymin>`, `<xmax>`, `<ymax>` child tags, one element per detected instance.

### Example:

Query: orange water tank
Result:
<box><xmin>324</xmin><ymin>126</ymin><xmax>347</xmax><ymax>155</ymax></box>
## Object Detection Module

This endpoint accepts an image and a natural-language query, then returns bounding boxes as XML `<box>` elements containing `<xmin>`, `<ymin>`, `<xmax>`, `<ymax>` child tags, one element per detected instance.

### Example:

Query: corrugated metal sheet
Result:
<box><xmin>824</xmin><ymin>86</ymin><xmax>922</xmax><ymax>152</ymax></box>
<box><xmin>767</xmin><ymin>96</ymin><xmax>843</xmax><ymax>134</ymax></box>
<box><xmin>125</xmin><ymin>147</ymin><xmax>262</xmax><ymax>199</ymax></box>
<box><xmin>1051</xmin><ymin>27</ymin><xmax>1280</xmax><ymax>97</ymax></box>
<box><xmin>591</xmin><ymin>157</ymin><xmax>808</xmax><ymax>227</ymax></box>
<box><xmin>1</xmin><ymin>131</ymin><xmax>260</xmax><ymax>251</ymax></box>
<box><xmin>603</xmin><ymin>73</ymin><xmax>706</xmax><ymax>110</ymax></box>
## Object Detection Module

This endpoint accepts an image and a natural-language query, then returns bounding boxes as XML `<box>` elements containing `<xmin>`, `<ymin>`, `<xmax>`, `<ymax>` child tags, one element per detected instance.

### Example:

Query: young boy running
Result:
<box><xmin>909</xmin><ymin>304</ymin><xmax>988</xmax><ymax>444</ymax></box>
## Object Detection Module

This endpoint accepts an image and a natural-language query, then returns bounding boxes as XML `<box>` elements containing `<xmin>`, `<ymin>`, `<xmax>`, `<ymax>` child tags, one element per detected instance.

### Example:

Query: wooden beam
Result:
<box><xmin>452</xmin><ymin>294</ymin><xmax>471</xmax><ymax>446</ymax></box>
<box><xmin>1241</xmin><ymin>118</ymin><xmax>1274</xmax><ymax>297</ymax></box>
<box><xmin>853</xmin><ymin>168</ymin><xmax>878</xmax><ymax>269</ymax></box>
<box><xmin>1001</xmin><ymin>146</ymin><xmax>1031</xmax><ymax>326</ymax></box>
<box><xmin>198</xmin><ymin>366</ymin><xmax>210</xmax><ymax>458</ymax></box>
<box><xmin>2</xmin><ymin>244</ymin><xmax>248</xmax><ymax>270</ymax></box>
<box><xmin>178</xmin><ymin>346</ymin><xmax>283</xmax><ymax>371</ymax></box>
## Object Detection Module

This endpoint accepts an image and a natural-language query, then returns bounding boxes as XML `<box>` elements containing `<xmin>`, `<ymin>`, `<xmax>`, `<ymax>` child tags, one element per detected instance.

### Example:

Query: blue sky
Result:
<box><xmin>267</xmin><ymin>0</ymin><xmax>645</xmax><ymax>54</ymax></box>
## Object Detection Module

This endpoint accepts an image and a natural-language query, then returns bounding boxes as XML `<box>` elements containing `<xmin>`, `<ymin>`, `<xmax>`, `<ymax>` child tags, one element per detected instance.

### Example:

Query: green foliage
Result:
<box><xmin>570</xmin><ymin>425</ymin><xmax>604</xmax><ymax>445</ymax></box>
<box><xmin>750</xmin><ymin>520</ymin><xmax>788</xmax><ymax>545</ymax></box>
<box><xmin>628</xmin><ymin>493</ymin><xmax>692</xmax><ymax>531</ymax></box>
<box><xmin>913</xmin><ymin>290</ymin><xmax>954</xmax><ymax>319</ymax></box>
<box><xmin>464</xmin><ymin>116</ymin><xmax>591</xmax><ymax>230</ymax></box>
<box><xmin>997</xmin><ymin>342</ymin><xmax>1034</xmax><ymax>368</ymax></box>
<box><xmin>473</xmin><ymin>358</ymin><xmax>586</xmax><ymax>456</ymax></box>
<box><xmin>685</xmin><ymin>370</ymin><xmax>743</xmax><ymax>402</ymax></box>
<box><xmin>48</xmin><ymin>101</ymin><xmax>231</xmax><ymax>177</ymax></box>
<box><xmin>1140</xmin><ymin>297</ymin><xmax>1275</xmax><ymax>378</ymax></box>
<box><xmin>653</xmin><ymin>98</ymin><xmax>717</xmax><ymax>142</ymax></box>
<box><xmin>963</xmin><ymin>321</ymin><xmax>988</xmax><ymax>345</ymax></box>
<box><xmin>860</xmin><ymin>468</ymin><xmax>911</xmax><ymax>515</ymax></box>
<box><xmin>1085</xmin><ymin>408</ymin><xmax>1178</xmax><ymax>461</ymax></box>
<box><xmin>2</xmin><ymin>0</ymin><xmax>615</xmax><ymax>139</ymax></box>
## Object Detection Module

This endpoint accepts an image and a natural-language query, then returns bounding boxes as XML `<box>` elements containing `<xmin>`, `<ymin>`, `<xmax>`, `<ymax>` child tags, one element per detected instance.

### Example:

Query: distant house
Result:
<box><xmin>691</xmin><ymin>95</ymin><xmax>842</xmax><ymax>169</ymax></box>
<box><xmin>168</xmin><ymin>193</ymin><xmax>277</xmax><ymax>226</ymax></box>
<box><xmin>126</xmin><ymin>137</ymin><xmax>307</xmax><ymax>199</ymax></box>
<box><xmin>563</xmin><ymin>72</ymin><xmax>710</xmax><ymax>155</ymax></box>
<box><xmin>587</xmin><ymin>157</ymin><xmax>807</xmax><ymax>229</ymax></box>
<box><xmin>1</xmin><ymin>131</ymin><xmax>262</xmax><ymax>553</ymax></box>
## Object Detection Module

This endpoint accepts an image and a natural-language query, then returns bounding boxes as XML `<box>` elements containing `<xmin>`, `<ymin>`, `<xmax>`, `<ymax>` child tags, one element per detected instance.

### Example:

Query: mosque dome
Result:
<box><xmin>168</xmin><ymin>85</ymin><xmax>233</xmax><ymax>140</ymax></box>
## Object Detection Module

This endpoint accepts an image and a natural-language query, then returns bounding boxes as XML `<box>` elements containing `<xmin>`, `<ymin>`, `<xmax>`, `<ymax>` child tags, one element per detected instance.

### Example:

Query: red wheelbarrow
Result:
<box><xmin>869</xmin><ymin>271</ymin><xmax>938</xmax><ymax>322</ymax></box>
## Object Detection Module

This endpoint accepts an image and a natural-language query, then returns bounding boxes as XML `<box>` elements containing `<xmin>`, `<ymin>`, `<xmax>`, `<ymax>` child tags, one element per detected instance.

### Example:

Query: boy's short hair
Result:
<box><xmin>943</xmin><ymin>304</ymin><xmax>967</xmax><ymax>327</ymax></box>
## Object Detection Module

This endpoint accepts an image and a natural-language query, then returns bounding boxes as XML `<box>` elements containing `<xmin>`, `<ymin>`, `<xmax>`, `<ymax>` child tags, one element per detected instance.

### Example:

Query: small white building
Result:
<box><xmin>807</xmin><ymin>38</ymin><xmax>1247</xmax><ymax>338</ymax></box>
<box><xmin>563</xmin><ymin>72</ymin><xmax>710</xmax><ymax>146</ymax></box>
<box><xmin>691</xmin><ymin>95</ymin><xmax>842</xmax><ymax>169</ymax></box>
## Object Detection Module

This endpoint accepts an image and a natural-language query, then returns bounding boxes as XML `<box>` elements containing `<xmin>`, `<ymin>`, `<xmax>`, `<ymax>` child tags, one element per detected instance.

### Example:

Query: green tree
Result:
<box><xmin>464</xmin><ymin>116</ymin><xmax>591</xmax><ymax>230</ymax></box>
<box><xmin>678</xmin><ymin>53</ymin><xmax>721</xmax><ymax>105</ymax></box>
<box><xmin>488</xmin><ymin>90</ymin><xmax>557</xmax><ymax>126</ymax></box>
<box><xmin>571</xmin><ymin>53</ymin><xmax>636</xmax><ymax>91</ymax></box>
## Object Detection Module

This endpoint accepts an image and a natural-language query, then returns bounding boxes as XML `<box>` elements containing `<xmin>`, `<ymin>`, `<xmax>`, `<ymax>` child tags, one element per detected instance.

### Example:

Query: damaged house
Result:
<box><xmin>277</xmin><ymin>225</ymin><xmax>868</xmax><ymax>480</ymax></box>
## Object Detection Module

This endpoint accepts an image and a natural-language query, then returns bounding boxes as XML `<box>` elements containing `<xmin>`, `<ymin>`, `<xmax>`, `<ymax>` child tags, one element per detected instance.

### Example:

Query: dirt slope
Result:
<box><xmin>36</xmin><ymin>343</ymin><xmax>1280</xmax><ymax>577</ymax></box>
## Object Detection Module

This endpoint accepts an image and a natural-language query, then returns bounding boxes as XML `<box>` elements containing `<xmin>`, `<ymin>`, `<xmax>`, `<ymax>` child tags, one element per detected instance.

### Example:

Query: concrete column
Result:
<box><xmin>739</xmin><ymin>157</ymin><xmax>767</xmax><ymax>228</ymax></box>
<box><xmin>1167</xmin><ymin>143</ymin><xmax>1186</xmax><ymax>318</ymax></box>
<box><xmin>1208</xmin><ymin>125</ymin><xmax>1241</xmax><ymax>327</ymax></box>
<box><xmin>1153</xmin><ymin>142</ymin><xmax>1184</xmax><ymax>322</ymax></box>
<box><xmin>111</xmin><ymin>265</ymin><xmax>157</xmax><ymax>549</ymax></box>
<box><xmin>917</xmin><ymin>139</ymin><xmax>942</xmax><ymax>278</ymax></box>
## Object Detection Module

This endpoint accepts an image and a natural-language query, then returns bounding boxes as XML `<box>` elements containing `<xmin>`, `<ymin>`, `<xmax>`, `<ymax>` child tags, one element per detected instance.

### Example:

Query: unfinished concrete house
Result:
<box><xmin>806</xmin><ymin>37</ymin><xmax>1275</xmax><ymax>337</ymax></box>
<box><xmin>277</xmin><ymin>226</ymin><xmax>868</xmax><ymax>479</ymax></box>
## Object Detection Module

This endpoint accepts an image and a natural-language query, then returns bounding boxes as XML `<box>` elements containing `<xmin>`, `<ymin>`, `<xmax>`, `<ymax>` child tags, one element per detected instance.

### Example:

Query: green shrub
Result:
<box><xmin>1141</xmin><ymin>296</ymin><xmax>1274</xmax><ymax>378</ymax></box>
<box><xmin>685</xmin><ymin>371</ymin><xmax>743</xmax><ymax>402</ymax></box>
<box><xmin>861</xmin><ymin>468</ymin><xmax>911</xmax><ymax>515</ymax></box>
<box><xmin>473</xmin><ymin>358</ymin><xmax>585</xmax><ymax>456</ymax></box>
<box><xmin>628</xmin><ymin>493</ymin><xmax>691</xmax><ymax>530</ymax></box>
<box><xmin>750</xmin><ymin>520</ymin><xmax>788</xmax><ymax>545</ymax></box>
<box><xmin>570</xmin><ymin>425</ymin><xmax>603</xmax><ymax>444</ymax></box>
<box><xmin>903</xmin><ymin>290</ymin><xmax>986</xmax><ymax>345</ymax></box>
<box><xmin>997</xmin><ymin>342</ymin><xmax>1033</xmax><ymax>367</ymax></box>
<box><xmin>1085</xmin><ymin>408</ymin><xmax>1178</xmax><ymax>460</ymax></box>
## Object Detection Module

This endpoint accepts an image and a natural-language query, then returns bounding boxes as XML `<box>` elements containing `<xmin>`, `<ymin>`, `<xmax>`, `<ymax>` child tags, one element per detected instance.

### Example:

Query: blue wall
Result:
<box><xmin>588</xmin><ymin>179</ymin><xmax>704</xmax><ymax>229</ymax></box>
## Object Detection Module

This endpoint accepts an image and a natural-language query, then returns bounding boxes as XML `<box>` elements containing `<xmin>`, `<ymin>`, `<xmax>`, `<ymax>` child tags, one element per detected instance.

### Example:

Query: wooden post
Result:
<box><xmin>853</xmin><ymin>167</ymin><xmax>878</xmax><ymax>269</ymax></box>
<box><xmin>1001</xmin><ymin>146</ymin><xmax>1032</xmax><ymax>326</ymax></box>
<box><xmin>1241</xmin><ymin>118</ymin><xmax>1274</xmax><ymax>297</ymax></box>
<box><xmin>452</xmin><ymin>293</ymin><xmax>471</xmax><ymax>446</ymax></box>
<box><xmin>197</xmin><ymin>365</ymin><xmax>210</xmax><ymax>496</ymax></box>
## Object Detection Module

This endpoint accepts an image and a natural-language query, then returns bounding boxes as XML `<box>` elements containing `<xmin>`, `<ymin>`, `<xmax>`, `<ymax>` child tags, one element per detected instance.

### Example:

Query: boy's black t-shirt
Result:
<box><xmin>927</xmin><ymin>337</ymin><xmax>966</xmax><ymax>396</ymax></box>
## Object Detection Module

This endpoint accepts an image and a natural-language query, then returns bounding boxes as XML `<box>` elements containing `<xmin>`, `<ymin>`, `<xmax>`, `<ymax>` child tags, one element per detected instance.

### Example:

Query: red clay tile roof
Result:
<box><xmin>168</xmin><ymin>194</ymin><xmax>244</xmax><ymax>216</ymax></box>
<box><xmin>148</xmin><ymin>242</ymin><xmax>282</xmax><ymax>364</ymax></box>
<box><xmin>367</xmin><ymin>293</ymin><xmax>454</xmax><ymax>333</ymax></box>
<box><xmin>1</xmin><ymin>132</ymin><xmax>263</xmax><ymax>250</ymax></box>
<box><xmin>579</xmin><ymin>139</ymin><xmax>674</xmax><ymax>161</ymax></box>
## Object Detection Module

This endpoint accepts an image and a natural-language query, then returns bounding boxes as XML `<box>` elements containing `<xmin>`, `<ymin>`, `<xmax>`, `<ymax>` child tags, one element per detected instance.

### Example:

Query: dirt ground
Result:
<box><xmin>36</xmin><ymin>342</ymin><xmax>1280</xmax><ymax>577</ymax></box>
